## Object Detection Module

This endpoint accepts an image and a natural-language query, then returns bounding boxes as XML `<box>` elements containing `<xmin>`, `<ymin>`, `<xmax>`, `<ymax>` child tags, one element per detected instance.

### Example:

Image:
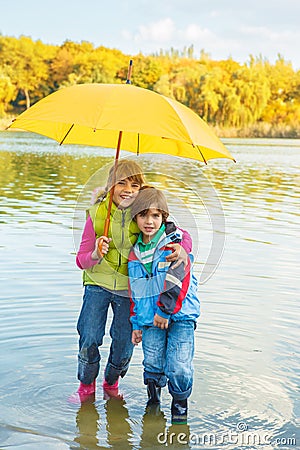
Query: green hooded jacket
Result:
<box><xmin>83</xmin><ymin>194</ymin><xmax>140</xmax><ymax>290</ymax></box>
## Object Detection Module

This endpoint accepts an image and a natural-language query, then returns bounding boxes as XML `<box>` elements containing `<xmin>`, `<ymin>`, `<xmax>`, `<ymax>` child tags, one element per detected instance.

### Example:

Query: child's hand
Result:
<box><xmin>132</xmin><ymin>329</ymin><xmax>142</xmax><ymax>345</ymax></box>
<box><xmin>165</xmin><ymin>243</ymin><xmax>188</xmax><ymax>268</ymax></box>
<box><xmin>91</xmin><ymin>236</ymin><xmax>111</xmax><ymax>260</ymax></box>
<box><xmin>153</xmin><ymin>313</ymin><xmax>169</xmax><ymax>329</ymax></box>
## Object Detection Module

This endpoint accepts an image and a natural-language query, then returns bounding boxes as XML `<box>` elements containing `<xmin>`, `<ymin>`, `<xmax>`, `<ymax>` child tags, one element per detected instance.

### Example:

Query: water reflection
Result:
<box><xmin>71</xmin><ymin>397</ymin><xmax>193</xmax><ymax>450</ymax></box>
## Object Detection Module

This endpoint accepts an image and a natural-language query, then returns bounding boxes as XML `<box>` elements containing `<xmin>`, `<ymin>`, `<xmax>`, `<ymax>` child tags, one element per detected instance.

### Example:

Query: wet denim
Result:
<box><xmin>77</xmin><ymin>284</ymin><xmax>134</xmax><ymax>385</ymax></box>
<box><xmin>141</xmin><ymin>320</ymin><xmax>195</xmax><ymax>400</ymax></box>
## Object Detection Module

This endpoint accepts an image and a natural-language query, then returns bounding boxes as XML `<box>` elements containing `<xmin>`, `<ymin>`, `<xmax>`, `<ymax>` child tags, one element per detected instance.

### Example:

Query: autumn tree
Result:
<box><xmin>0</xmin><ymin>35</ymin><xmax>299</xmax><ymax>136</ymax></box>
<box><xmin>0</xmin><ymin>72</ymin><xmax>15</xmax><ymax>116</ymax></box>
<box><xmin>0</xmin><ymin>35</ymin><xmax>55</xmax><ymax>109</ymax></box>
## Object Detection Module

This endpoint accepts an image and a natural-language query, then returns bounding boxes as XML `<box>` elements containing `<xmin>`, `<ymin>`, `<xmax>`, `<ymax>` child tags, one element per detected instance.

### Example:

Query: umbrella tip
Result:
<box><xmin>126</xmin><ymin>60</ymin><xmax>133</xmax><ymax>84</ymax></box>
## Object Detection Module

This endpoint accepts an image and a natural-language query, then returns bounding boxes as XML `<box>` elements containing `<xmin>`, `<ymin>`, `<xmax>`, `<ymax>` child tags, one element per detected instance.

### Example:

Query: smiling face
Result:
<box><xmin>136</xmin><ymin>207</ymin><xmax>163</xmax><ymax>243</ymax></box>
<box><xmin>112</xmin><ymin>178</ymin><xmax>141</xmax><ymax>209</ymax></box>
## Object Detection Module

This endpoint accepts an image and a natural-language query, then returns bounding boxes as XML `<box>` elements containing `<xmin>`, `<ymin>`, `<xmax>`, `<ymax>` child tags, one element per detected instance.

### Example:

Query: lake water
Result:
<box><xmin>0</xmin><ymin>132</ymin><xmax>299</xmax><ymax>449</ymax></box>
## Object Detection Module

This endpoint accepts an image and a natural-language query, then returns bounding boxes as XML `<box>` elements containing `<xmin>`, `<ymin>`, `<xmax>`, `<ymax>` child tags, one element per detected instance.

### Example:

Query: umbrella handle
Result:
<box><xmin>97</xmin><ymin>237</ymin><xmax>105</xmax><ymax>258</ymax></box>
<box><xmin>97</xmin><ymin>64</ymin><xmax>131</xmax><ymax>258</ymax></box>
<box><xmin>97</xmin><ymin>130</ymin><xmax>123</xmax><ymax>258</ymax></box>
<box><xmin>97</xmin><ymin>218</ymin><xmax>110</xmax><ymax>257</ymax></box>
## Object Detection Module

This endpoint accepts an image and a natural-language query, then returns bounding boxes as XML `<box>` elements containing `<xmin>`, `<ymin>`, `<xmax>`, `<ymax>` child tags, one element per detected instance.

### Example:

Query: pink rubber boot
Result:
<box><xmin>68</xmin><ymin>380</ymin><xmax>96</xmax><ymax>404</ymax></box>
<box><xmin>102</xmin><ymin>378</ymin><xmax>123</xmax><ymax>400</ymax></box>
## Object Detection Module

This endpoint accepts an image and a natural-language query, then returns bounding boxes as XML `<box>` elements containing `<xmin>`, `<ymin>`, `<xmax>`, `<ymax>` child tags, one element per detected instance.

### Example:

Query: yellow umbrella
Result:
<box><xmin>8</xmin><ymin>82</ymin><xmax>234</xmax><ymax>163</ymax></box>
<box><xmin>8</xmin><ymin>82</ymin><xmax>235</xmax><ymax>246</ymax></box>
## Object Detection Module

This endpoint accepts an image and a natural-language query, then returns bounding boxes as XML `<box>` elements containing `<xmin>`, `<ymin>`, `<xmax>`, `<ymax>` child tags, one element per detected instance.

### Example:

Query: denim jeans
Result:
<box><xmin>77</xmin><ymin>284</ymin><xmax>134</xmax><ymax>385</ymax></box>
<box><xmin>141</xmin><ymin>320</ymin><xmax>195</xmax><ymax>400</ymax></box>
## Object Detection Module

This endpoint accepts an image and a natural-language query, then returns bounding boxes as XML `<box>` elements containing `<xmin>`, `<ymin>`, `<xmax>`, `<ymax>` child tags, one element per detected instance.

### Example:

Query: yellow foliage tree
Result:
<box><xmin>0</xmin><ymin>35</ymin><xmax>299</xmax><ymax>136</ymax></box>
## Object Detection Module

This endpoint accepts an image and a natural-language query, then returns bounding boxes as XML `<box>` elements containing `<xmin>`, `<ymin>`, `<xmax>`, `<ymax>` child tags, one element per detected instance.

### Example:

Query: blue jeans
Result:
<box><xmin>77</xmin><ymin>284</ymin><xmax>134</xmax><ymax>385</ymax></box>
<box><xmin>141</xmin><ymin>320</ymin><xmax>195</xmax><ymax>400</ymax></box>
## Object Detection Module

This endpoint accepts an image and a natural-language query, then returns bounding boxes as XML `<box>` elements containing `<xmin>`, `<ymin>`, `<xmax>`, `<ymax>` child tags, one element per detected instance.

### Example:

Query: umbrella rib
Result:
<box><xmin>196</xmin><ymin>145</ymin><xmax>208</xmax><ymax>165</ymax></box>
<box><xmin>137</xmin><ymin>133</ymin><xmax>140</xmax><ymax>155</ymax></box>
<box><xmin>59</xmin><ymin>124</ymin><xmax>74</xmax><ymax>145</ymax></box>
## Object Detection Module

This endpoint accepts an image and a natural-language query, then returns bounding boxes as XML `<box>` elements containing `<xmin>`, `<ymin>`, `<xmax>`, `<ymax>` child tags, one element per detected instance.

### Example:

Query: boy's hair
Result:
<box><xmin>95</xmin><ymin>159</ymin><xmax>145</xmax><ymax>204</ymax></box>
<box><xmin>131</xmin><ymin>186</ymin><xmax>169</xmax><ymax>223</ymax></box>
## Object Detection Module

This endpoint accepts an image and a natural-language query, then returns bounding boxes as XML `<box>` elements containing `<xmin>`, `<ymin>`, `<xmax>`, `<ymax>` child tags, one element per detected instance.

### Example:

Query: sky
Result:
<box><xmin>1</xmin><ymin>0</ymin><xmax>299</xmax><ymax>69</ymax></box>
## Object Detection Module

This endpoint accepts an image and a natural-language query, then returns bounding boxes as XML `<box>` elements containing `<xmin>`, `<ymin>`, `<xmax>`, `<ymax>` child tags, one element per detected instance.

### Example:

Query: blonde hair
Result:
<box><xmin>131</xmin><ymin>186</ymin><xmax>169</xmax><ymax>223</ymax></box>
<box><xmin>95</xmin><ymin>159</ymin><xmax>145</xmax><ymax>204</ymax></box>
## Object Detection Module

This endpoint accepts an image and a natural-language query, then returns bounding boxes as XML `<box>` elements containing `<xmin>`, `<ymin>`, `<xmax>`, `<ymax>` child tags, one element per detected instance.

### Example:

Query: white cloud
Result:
<box><xmin>240</xmin><ymin>25</ymin><xmax>300</xmax><ymax>43</ymax></box>
<box><xmin>120</xmin><ymin>16</ymin><xmax>300</xmax><ymax>68</ymax></box>
<box><xmin>124</xmin><ymin>18</ymin><xmax>236</xmax><ymax>55</ymax></box>
<box><xmin>184</xmin><ymin>24</ymin><xmax>214</xmax><ymax>42</ymax></box>
<box><xmin>237</xmin><ymin>25</ymin><xmax>300</xmax><ymax>66</ymax></box>
<box><xmin>136</xmin><ymin>18</ymin><xmax>176</xmax><ymax>43</ymax></box>
<box><xmin>240</xmin><ymin>25</ymin><xmax>283</xmax><ymax>41</ymax></box>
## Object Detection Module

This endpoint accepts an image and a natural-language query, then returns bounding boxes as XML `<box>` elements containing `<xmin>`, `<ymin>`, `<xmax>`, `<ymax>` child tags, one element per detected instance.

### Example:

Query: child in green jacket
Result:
<box><xmin>69</xmin><ymin>160</ymin><xmax>192</xmax><ymax>403</ymax></box>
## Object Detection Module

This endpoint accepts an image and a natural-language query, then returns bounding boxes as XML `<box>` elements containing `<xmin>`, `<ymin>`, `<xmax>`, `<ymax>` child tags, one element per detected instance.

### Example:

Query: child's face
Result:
<box><xmin>112</xmin><ymin>178</ymin><xmax>140</xmax><ymax>209</ymax></box>
<box><xmin>136</xmin><ymin>207</ymin><xmax>163</xmax><ymax>243</ymax></box>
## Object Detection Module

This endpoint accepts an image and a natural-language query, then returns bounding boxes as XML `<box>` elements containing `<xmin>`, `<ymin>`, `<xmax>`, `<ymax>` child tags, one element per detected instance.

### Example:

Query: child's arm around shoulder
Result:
<box><xmin>178</xmin><ymin>226</ymin><xmax>192</xmax><ymax>253</ymax></box>
<box><xmin>165</xmin><ymin>222</ymin><xmax>192</xmax><ymax>269</ymax></box>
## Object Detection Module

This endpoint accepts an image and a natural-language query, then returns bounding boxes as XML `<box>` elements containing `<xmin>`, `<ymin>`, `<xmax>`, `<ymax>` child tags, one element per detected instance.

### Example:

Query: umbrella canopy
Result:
<box><xmin>8</xmin><ymin>83</ymin><xmax>235</xmax><ymax>164</ymax></box>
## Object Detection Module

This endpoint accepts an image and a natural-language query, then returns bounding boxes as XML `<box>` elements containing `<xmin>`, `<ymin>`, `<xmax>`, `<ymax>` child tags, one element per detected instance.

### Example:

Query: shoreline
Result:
<box><xmin>1</xmin><ymin>117</ymin><xmax>299</xmax><ymax>139</ymax></box>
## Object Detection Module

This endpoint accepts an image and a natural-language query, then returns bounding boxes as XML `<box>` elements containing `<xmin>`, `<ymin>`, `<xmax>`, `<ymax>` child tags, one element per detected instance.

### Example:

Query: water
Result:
<box><xmin>0</xmin><ymin>132</ymin><xmax>299</xmax><ymax>449</ymax></box>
